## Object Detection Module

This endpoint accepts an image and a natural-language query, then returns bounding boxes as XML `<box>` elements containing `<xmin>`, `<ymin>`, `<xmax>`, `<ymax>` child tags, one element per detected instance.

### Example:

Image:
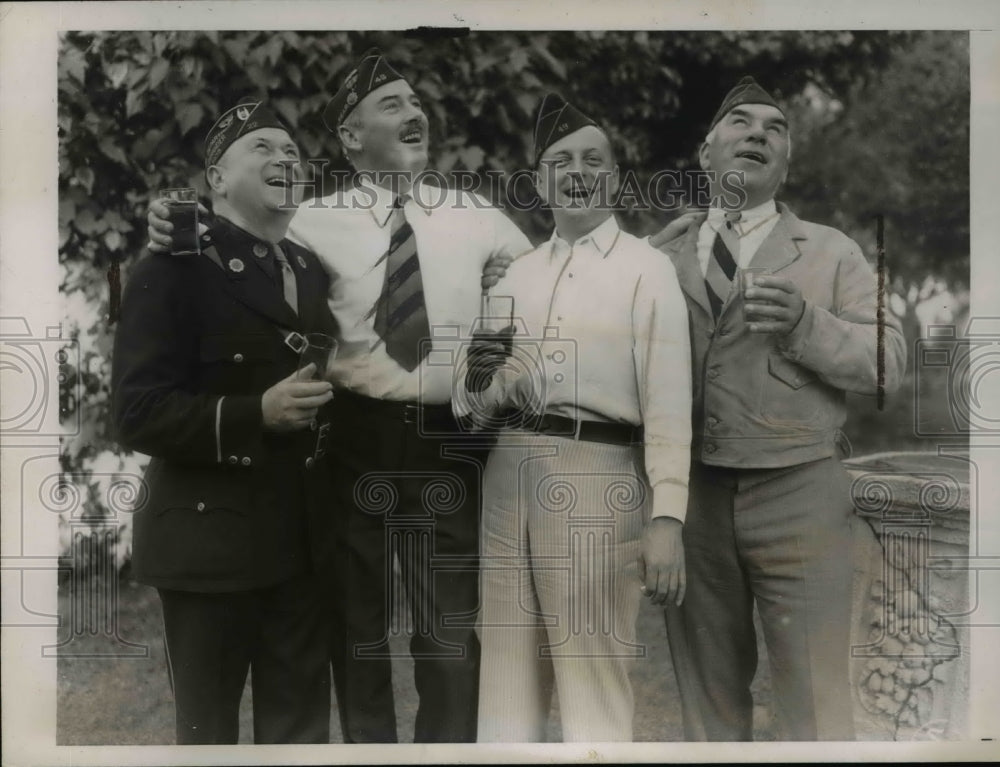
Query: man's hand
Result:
<box><xmin>464</xmin><ymin>328</ymin><xmax>511</xmax><ymax>393</ymax></box>
<box><xmin>481</xmin><ymin>253</ymin><xmax>513</xmax><ymax>290</ymax></box>
<box><xmin>147</xmin><ymin>198</ymin><xmax>210</xmax><ymax>254</ymax></box>
<box><xmin>648</xmin><ymin>208</ymin><xmax>708</xmax><ymax>250</ymax></box>
<box><xmin>261</xmin><ymin>365</ymin><xmax>334</xmax><ymax>432</ymax></box>
<box><xmin>744</xmin><ymin>275</ymin><xmax>806</xmax><ymax>335</ymax></box>
<box><xmin>638</xmin><ymin>516</ymin><xmax>686</xmax><ymax>606</ymax></box>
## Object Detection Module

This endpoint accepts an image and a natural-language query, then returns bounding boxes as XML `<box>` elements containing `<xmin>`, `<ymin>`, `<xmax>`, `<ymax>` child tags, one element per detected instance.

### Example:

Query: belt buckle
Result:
<box><xmin>284</xmin><ymin>331</ymin><xmax>307</xmax><ymax>354</ymax></box>
<box><xmin>403</xmin><ymin>403</ymin><xmax>420</xmax><ymax>425</ymax></box>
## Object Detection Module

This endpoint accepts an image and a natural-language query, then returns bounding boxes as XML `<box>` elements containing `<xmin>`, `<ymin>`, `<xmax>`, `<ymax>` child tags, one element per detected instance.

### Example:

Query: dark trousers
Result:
<box><xmin>327</xmin><ymin>392</ymin><xmax>488</xmax><ymax>743</ymax></box>
<box><xmin>664</xmin><ymin>457</ymin><xmax>856</xmax><ymax>741</ymax></box>
<box><xmin>157</xmin><ymin>573</ymin><xmax>331</xmax><ymax>745</ymax></box>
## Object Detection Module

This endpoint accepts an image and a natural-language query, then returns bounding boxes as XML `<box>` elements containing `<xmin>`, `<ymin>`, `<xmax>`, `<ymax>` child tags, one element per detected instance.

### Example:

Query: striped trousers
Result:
<box><xmin>477</xmin><ymin>431</ymin><xmax>649</xmax><ymax>742</ymax></box>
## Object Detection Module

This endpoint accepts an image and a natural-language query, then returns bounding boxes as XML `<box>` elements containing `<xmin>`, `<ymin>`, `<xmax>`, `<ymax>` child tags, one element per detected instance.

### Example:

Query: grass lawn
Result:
<box><xmin>57</xmin><ymin>577</ymin><xmax>778</xmax><ymax>744</ymax></box>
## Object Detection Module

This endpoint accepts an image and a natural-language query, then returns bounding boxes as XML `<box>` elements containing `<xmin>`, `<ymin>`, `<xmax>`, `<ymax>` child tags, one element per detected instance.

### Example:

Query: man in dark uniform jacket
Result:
<box><xmin>112</xmin><ymin>101</ymin><xmax>339</xmax><ymax>744</ymax></box>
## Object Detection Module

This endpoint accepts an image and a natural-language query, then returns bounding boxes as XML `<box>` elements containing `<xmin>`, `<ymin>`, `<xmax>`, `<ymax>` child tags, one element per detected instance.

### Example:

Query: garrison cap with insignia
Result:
<box><xmin>322</xmin><ymin>47</ymin><xmax>405</xmax><ymax>133</ymax></box>
<box><xmin>204</xmin><ymin>101</ymin><xmax>291</xmax><ymax>168</ymax></box>
<box><xmin>532</xmin><ymin>92</ymin><xmax>600</xmax><ymax>168</ymax></box>
<box><xmin>708</xmin><ymin>76</ymin><xmax>784</xmax><ymax>130</ymax></box>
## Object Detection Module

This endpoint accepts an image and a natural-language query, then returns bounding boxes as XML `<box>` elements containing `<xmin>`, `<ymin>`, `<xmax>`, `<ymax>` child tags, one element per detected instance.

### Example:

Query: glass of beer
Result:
<box><xmin>738</xmin><ymin>267</ymin><xmax>772</xmax><ymax>321</ymax></box>
<box><xmin>159</xmin><ymin>187</ymin><xmax>200</xmax><ymax>256</ymax></box>
<box><xmin>466</xmin><ymin>294</ymin><xmax>515</xmax><ymax>393</ymax></box>
<box><xmin>297</xmin><ymin>334</ymin><xmax>339</xmax><ymax>381</ymax></box>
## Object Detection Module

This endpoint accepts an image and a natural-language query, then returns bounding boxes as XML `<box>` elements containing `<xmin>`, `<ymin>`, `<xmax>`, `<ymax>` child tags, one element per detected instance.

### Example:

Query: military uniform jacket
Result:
<box><xmin>112</xmin><ymin>216</ymin><xmax>339</xmax><ymax>593</ymax></box>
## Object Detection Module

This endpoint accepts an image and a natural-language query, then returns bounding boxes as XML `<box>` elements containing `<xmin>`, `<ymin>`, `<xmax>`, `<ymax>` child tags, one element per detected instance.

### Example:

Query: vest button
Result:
<box><xmin>305</xmin><ymin>457</ymin><xmax>315</xmax><ymax>469</ymax></box>
<box><xmin>704</xmin><ymin>443</ymin><xmax>717</xmax><ymax>454</ymax></box>
<box><xmin>228</xmin><ymin>455</ymin><xmax>238</xmax><ymax>465</ymax></box>
<box><xmin>196</xmin><ymin>502</ymin><xmax>206</xmax><ymax>512</ymax></box>
<box><xmin>707</xmin><ymin>417</ymin><xmax>719</xmax><ymax>428</ymax></box>
<box><xmin>233</xmin><ymin>353</ymin><xmax>244</xmax><ymax>363</ymax></box>
<box><xmin>241</xmin><ymin>457</ymin><xmax>252</xmax><ymax>466</ymax></box>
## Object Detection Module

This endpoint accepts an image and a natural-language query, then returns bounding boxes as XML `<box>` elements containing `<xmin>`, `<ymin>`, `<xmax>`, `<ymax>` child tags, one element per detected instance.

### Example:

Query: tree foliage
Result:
<box><xmin>57</xmin><ymin>30</ymin><xmax>968</xmax><ymax>562</ymax></box>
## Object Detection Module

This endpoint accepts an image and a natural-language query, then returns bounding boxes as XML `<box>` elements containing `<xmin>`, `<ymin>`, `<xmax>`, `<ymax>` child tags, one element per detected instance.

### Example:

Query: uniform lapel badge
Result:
<box><xmin>296</xmin><ymin>254</ymin><xmax>307</xmax><ymax>269</ymax></box>
<box><xmin>228</xmin><ymin>257</ymin><xmax>245</xmax><ymax>273</ymax></box>
<box><xmin>252</xmin><ymin>243</ymin><xmax>269</xmax><ymax>258</ymax></box>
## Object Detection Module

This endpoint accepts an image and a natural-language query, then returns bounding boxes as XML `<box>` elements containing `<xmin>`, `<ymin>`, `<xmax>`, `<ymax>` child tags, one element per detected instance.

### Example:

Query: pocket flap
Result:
<box><xmin>768</xmin><ymin>353</ymin><xmax>817</xmax><ymax>390</ymax></box>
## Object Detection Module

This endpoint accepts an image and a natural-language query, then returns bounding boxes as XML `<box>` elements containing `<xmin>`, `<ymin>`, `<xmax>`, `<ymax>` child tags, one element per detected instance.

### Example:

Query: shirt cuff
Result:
<box><xmin>650</xmin><ymin>480</ymin><xmax>688</xmax><ymax>523</ymax></box>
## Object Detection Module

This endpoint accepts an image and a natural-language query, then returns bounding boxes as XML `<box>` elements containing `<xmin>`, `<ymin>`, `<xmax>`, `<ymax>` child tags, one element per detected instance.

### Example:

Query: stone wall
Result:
<box><xmin>845</xmin><ymin>450</ymin><xmax>970</xmax><ymax>740</ymax></box>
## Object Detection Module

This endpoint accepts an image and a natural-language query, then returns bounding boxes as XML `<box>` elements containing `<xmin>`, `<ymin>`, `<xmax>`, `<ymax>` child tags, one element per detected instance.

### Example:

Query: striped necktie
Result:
<box><xmin>273</xmin><ymin>244</ymin><xmax>298</xmax><ymax>315</ymax></box>
<box><xmin>704</xmin><ymin>211</ymin><xmax>742</xmax><ymax>319</ymax></box>
<box><xmin>370</xmin><ymin>196</ymin><xmax>431</xmax><ymax>372</ymax></box>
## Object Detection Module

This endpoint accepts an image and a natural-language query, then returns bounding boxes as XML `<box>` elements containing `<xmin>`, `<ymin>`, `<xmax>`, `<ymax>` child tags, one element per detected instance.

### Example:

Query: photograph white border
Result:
<box><xmin>2</xmin><ymin>1</ymin><xmax>999</xmax><ymax>764</ymax></box>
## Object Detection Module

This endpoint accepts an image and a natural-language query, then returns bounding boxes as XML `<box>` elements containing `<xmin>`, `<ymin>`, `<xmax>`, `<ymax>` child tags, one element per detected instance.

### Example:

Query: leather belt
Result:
<box><xmin>334</xmin><ymin>388</ymin><xmax>465</xmax><ymax>428</ymax></box>
<box><xmin>501</xmin><ymin>410</ymin><xmax>643</xmax><ymax>447</ymax></box>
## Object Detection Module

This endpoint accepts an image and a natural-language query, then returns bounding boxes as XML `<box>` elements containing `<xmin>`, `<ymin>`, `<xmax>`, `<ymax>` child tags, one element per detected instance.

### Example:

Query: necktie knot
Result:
<box><xmin>724</xmin><ymin>210</ymin><xmax>743</xmax><ymax>230</ymax></box>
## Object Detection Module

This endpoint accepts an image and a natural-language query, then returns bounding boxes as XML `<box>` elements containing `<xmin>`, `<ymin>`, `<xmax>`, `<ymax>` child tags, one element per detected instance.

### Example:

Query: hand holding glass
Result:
<box><xmin>467</xmin><ymin>295</ymin><xmax>515</xmax><ymax>393</ymax></box>
<box><xmin>297</xmin><ymin>334</ymin><xmax>339</xmax><ymax>382</ymax></box>
<box><xmin>159</xmin><ymin>188</ymin><xmax>200</xmax><ymax>255</ymax></box>
<box><xmin>739</xmin><ymin>267</ymin><xmax>772</xmax><ymax>322</ymax></box>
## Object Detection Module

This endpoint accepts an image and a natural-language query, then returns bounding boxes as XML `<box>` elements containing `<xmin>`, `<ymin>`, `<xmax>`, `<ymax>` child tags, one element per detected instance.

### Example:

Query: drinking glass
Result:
<box><xmin>297</xmin><ymin>334</ymin><xmax>339</xmax><ymax>381</ymax></box>
<box><xmin>159</xmin><ymin>187</ymin><xmax>200</xmax><ymax>256</ymax></box>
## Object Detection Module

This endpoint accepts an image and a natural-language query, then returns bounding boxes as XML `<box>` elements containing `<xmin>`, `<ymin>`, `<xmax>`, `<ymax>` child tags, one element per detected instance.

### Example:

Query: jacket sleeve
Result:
<box><xmin>779</xmin><ymin>237</ymin><xmax>907</xmax><ymax>396</ymax></box>
<box><xmin>111</xmin><ymin>254</ymin><xmax>266</xmax><ymax>467</ymax></box>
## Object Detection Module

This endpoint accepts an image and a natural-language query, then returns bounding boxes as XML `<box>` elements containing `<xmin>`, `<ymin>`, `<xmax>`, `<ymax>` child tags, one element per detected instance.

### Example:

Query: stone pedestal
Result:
<box><xmin>844</xmin><ymin>451</ymin><xmax>970</xmax><ymax>740</ymax></box>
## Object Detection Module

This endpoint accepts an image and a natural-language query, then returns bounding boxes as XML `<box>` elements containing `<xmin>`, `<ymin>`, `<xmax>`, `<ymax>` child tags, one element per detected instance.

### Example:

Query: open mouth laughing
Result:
<box><xmin>735</xmin><ymin>149</ymin><xmax>768</xmax><ymax>165</ymax></box>
<box><xmin>400</xmin><ymin>122</ymin><xmax>424</xmax><ymax>145</ymax></box>
<box><xmin>264</xmin><ymin>175</ymin><xmax>293</xmax><ymax>189</ymax></box>
<box><xmin>564</xmin><ymin>184</ymin><xmax>594</xmax><ymax>203</ymax></box>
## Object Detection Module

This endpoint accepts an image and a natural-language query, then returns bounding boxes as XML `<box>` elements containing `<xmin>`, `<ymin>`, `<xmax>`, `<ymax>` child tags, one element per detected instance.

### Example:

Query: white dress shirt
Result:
<box><xmin>473</xmin><ymin>215</ymin><xmax>692</xmax><ymax>522</ymax></box>
<box><xmin>288</xmin><ymin>180</ymin><xmax>531</xmax><ymax>403</ymax></box>
<box><xmin>696</xmin><ymin>198</ymin><xmax>781</xmax><ymax>277</ymax></box>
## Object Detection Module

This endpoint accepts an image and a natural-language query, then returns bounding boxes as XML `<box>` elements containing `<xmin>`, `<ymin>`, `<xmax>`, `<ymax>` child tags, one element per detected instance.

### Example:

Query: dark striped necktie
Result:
<box><xmin>370</xmin><ymin>196</ymin><xmax>431</xmax><ymax>372</ymax></box>
<box><xmin>704</xmin><ymin>211</ymin><xmax>742</xmax><ymax>319</ymax></box>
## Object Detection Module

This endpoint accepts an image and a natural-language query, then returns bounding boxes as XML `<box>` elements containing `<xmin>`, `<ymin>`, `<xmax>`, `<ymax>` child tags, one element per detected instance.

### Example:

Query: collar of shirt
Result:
<box><xmin>706</xmin><ymin>198</ymin><xmax>778</xmax><ymax>237</ymax></box>
<box><xmin>697</xmin><ymin>198</ymin><xmax>781</xmax><ymax>276</ymax></box>
<box><xmin>547</xmin><ymin>214</ymin><xmax>621</xmax><ymax>260</ymax></box>
<box><xmin>358</xmin><ymin>178</ymin><xmax>438</xmax><ymax>229</ymax></box>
